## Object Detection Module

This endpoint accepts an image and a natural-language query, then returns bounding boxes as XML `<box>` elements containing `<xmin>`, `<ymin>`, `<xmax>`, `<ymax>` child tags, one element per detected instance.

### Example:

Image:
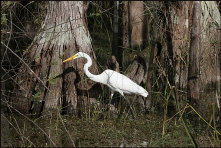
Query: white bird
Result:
<box><xmin>63</xmin><ymin>52</ymin><xmax>148</xmax><ymax>101</ymax></box>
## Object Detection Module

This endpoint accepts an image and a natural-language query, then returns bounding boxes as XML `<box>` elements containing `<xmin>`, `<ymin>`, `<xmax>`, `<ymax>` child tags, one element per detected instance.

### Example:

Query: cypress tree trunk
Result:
<box><xmin>155</xmin><ymin>1</ymin><xmax>220</xmax><ymax>117</ymax></box>
<box><xmin>187</xmin><ymin>1</ymin><xmax>201</xmax><ymax>106</ymax></box>
<box><xmin>122</xmin><ymin>1</ymin><xmax>146</xmax><ymax>48</ymax></box>
<box><xmin>13</xmin><ymin>1</ymin><xmax>101</xmax><ymax>115</ymax></box>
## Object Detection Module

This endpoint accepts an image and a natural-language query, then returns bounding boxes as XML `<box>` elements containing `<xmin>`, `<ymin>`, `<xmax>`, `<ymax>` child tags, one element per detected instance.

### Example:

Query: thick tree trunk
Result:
<box><xmin>156</xmin><ymin>1</ymin><xmax>220</xmax><ymax>117</ymax></box>
<box><xmin>196</xmin><ymin>1</ymin><xmax>220</xmax><ymax>117</ymax></box>
<box><xmin>13</xmin><ymin>1</ymin><xmax>101</xmax><ymax>115</ymax></box>
<box><xmin>146</xmin><ymin>1</ymin><xmax>159</xmax><ymax>112</ymax></box>
<box><xmin>169</xmin><ymin>2</ymin><xmax>190</xmax><ymax>91</ymax></box>
<box><xmin>123</xmin><ymin>1</ymin><xmax>145</xmax><ymax>48</ymax></box>
<box><xmin>187</xmin><ymin>1</ymin><xmax>201</xmax><ymax>106</ymax></box>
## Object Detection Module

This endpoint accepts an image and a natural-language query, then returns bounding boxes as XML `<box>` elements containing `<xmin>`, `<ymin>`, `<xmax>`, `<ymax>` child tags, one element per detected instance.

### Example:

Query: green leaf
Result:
<box><xmin>49</xmin><ymin>80</ymin><xmax>55</xmax><ymax>84</ymax></box>
<box><xmin>59</xmin><ymin>54</ymin><xmax>64</xmax><ymax>59</ymax></box>
<box><xmin>95</xmin><ymin>13</ymin><xmax>100</xmax><ymax>17</ymax></box>
<box><xmin>48</xmin><ymin>73</ymin><xmax>56</xmax><ymax>84</ymax></box>
<box><xmin>51</xmin><ymin>59</ymin><xmax>57</xmax><ymax>65</ymax></box>
<box><xmin>33</xmin><ymin>18</ymin><xmax>40</xmax><ymax>25</ymax></box>
<box><xmin>32</xmin><ymin>91</ymin><xmax>41</xmax><ymax>101</ymax></box>
<box><xmin>1</xmin><ymin>14</ymin><xmax>7</xmax><ymax>25</ymax></box>
<box><xmin>5</xmin><ymin>1</ymin><xmax>13</xmax><ymax>6</ymax></box>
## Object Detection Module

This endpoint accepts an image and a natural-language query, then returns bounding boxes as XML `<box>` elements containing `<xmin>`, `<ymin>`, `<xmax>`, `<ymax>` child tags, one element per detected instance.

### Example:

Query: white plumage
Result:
<box><xmin>63</xmin><ymin>52</ymin><xmax>148</xmax><ymax>99</ymax></box>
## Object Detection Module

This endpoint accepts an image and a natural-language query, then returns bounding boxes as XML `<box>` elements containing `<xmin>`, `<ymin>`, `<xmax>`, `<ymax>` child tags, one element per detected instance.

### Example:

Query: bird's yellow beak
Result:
<box><xmin>63</xmin><ymin>55</ymin><xmax>78</xmax><ymax>63</ymax></box>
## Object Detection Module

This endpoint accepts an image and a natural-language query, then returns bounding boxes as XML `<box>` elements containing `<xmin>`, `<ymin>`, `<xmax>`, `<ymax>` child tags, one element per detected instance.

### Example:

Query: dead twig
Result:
<box><xmin>1</xmin><ymin>42</ymin><xmax>49</xmax><ymax>91</ymax></box>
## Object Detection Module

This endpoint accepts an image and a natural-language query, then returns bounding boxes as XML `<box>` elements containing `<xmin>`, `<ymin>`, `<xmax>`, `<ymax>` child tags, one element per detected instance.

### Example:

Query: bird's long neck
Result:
<box><xmin>83</xmin><ymin>53</ymin><xmax>103</xmax><ymax>83</ymax></box>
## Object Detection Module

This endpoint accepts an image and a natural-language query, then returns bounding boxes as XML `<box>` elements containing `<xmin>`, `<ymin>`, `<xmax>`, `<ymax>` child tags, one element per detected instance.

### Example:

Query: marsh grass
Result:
<box><xmin>2</xmin><ymin>98</ymin><xmax>220</xmax><ymax>147</ymax></box>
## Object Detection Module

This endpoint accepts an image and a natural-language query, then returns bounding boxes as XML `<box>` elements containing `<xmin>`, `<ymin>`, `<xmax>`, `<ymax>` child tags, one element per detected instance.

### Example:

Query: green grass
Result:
<box><xmin>2</xmin><ymin>110</ymin><xmax>220</xmax><ymax>147</ymax></box>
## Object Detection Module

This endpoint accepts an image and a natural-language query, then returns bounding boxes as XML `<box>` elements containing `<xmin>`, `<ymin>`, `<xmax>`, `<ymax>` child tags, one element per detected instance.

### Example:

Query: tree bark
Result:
<box><xmin>125</xmin><ymin>56</ymin><xmax>148</xmax><ymax>113</ymax></box>
<box><xmin>13</xmin><ymin>1</ymin><xmax>101</xmax><ymax>115</ymax></box>
<box><xmin>196</xmin><ymin>1</ymin><xmax>220</xmax><ymax>117</ymax></box>
<box><xmin>187</xmin><ymin>1</ymin><xmax>201</xmax><ymax>105</ymax></box>
<box><xmin>123</xmin><ymin>1</ymin><xmax>146</xmax><ymax>48</ymax></box>
<box><xmin>121</xmin><ymin>1</ymin><xmax>149</xmax><ymax>111</ymax></box>
<box><xmin>156</xmin><ymin>1</ymin><xmax>220</xmax><ymax>117</ymax></box>
<box><xmin>110</xmin><ymin>1</ymin><xmax>120</xmax><ymax>72</ymax></box>
<box><xmin>111</xmin><ymin>1</ymin><xmax>123</xmax><ymax>70</ymax></box>
<box><xmin>146</xmin><ymin>1</ymin><xmax>159</xmax><ymax>112</ymax></box>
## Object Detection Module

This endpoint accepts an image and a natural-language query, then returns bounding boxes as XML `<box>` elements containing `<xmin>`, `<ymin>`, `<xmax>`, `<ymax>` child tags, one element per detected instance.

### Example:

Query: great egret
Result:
<box><xmin>63</xmin><ymin>52</ymin><xmax>148</xmax><ymax>100</ymax></box>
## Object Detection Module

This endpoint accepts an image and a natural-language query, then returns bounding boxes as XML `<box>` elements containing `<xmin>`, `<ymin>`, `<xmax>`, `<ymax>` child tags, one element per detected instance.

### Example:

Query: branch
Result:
<box><xmin>1</xmin><ymin>42</ymin><xmax>49</xmax><ymax>91</ymax></box>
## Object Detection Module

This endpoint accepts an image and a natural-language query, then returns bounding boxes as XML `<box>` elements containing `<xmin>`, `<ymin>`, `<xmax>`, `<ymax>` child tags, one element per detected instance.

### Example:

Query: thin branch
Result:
<box><xmin>1</xmin><ymin>42</ymin><xmax>49</xmax><ymax>91</ymax></box>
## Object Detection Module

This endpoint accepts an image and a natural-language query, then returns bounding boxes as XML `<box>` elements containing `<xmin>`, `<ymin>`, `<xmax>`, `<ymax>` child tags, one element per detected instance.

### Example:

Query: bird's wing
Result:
<box><xmin>105</xmin><ymin>70</ymin><xmax>141</xmax><ymax>94</ymax></box>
